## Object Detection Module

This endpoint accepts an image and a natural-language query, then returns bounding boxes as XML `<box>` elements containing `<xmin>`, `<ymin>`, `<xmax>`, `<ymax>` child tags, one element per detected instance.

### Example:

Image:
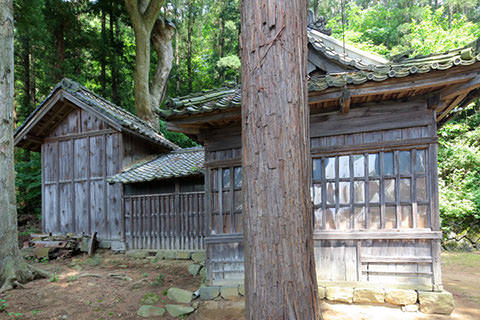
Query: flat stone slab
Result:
<box><xmin>188</xmin><ymin>264</ymin><xmax>202</xmax><ymax>276</ymax></box>
<box><xmin>385</xmin><ymin>289</ymin><xmax>417</xmax><ymax>306</ymax></box>
<box><xmin>221</xmin><ymin>286</ymin><xmax>239</xmax><ymax>300</ymax></box>
<box><xmin>418</xmin><ymin>291</ymin><xmax>454</xmax><ymax>315</ymax></box>
<box><xmin>176</xmin><ymin>251</ymin><xmax>192</xmax><ymax>260</ymax></box>
<box><xmin>136</xmin><ymin>305</ymin><xmax>165</xmax><ymax>317</ymax></box>
<box><xmin>126</xmin><ymin>250</ymin><xmax>148</xmax><ymax>259</ymax></box>
<box><xmin>402</xmin><ymin>304</ymin><xmax>419</xmax><ymax>312</ymax></box>
<box><xmin>156</xmin><ymin>250</ymin><xmax>177</xmax><ymax>260</ymax></box>
<box><xmin>353</xmin><ymin>288</ymin><xmax>385</xmax><ymax>304</ymax></box>
<box><xmin>191</xmin><ymin>251</ymin><xmax>206</xmax><ymax>264</ymax></box>
<box><xmin>167</xmin><ymin>287</ymin><xmax>193</xmax><ymax>304</ymax></box>
<box><xmin>200</xmin><ymin>287</ymin><xmax>220</xmax><ymax>300</ymax></box>
<box><xmin>326</xmin><ymin>287</ymin><xmax>353</xmax><ymax>303</ymax></box>
<box><xmin>166</xmin><ymin>304</ymin><xmax>195</xmax><ymax>317</ymax></box>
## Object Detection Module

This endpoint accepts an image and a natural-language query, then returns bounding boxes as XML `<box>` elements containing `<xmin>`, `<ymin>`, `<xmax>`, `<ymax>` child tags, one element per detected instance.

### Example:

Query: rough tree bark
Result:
<box><xmin>0</xmin><ymin>0</ymin><xmax>48</xmax><ymax>293</ymax></box>
<box><xmin>124</xmin><ymin>0</ymin><xmax>174</xmax><ymax>130</ymax></box>
<box><xmin>241</xmin><ymin>1</ymin><xmax>321</xmax><ymax>319</ymax></box>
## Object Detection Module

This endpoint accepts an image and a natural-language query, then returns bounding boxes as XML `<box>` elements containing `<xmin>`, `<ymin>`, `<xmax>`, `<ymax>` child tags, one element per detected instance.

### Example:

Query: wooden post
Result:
<box><xmin>241</xmin><ymin>0</ymin><xmax>321</xmax><ymax>318</ymax></box>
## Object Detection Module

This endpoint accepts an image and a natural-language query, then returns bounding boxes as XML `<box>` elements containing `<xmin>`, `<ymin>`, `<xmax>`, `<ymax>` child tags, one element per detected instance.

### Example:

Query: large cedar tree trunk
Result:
<box><xmin>241</xmin><ymin>1</ymin><xmax>321</xmax><ymax>319</ymax></box>
<box><xmin>124</xmin><ymin>0</ymin><xmax>174</xmax><ymax>130</ymax></box>
<box><xmin>0</xmin><ymin>0</ymin><xmax>48</xmax><ymax>292</ymax></box>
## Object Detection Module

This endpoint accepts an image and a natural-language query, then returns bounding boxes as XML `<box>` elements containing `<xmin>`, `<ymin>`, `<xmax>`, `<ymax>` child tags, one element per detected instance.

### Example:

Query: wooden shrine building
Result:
<box><xmin>14</xmin><ymin>79</ymin><xmax>206</xmax><ymax>251</ymax></box>
<box><xmin>160</xmin><ymin>27</ymin><xmax>480</xmax><ymax>291</ymax></box>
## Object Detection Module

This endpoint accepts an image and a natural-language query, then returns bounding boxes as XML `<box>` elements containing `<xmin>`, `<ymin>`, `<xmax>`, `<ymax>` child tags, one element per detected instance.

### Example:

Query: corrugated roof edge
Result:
<box><xmin>108</xmin><ymin>147</ymin><xmax>205</xmax><ymax>184</ymax></box>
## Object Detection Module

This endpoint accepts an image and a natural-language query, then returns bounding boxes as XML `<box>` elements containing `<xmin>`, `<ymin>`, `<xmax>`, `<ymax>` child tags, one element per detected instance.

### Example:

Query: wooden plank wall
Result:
<box><xmin>42</xmin><ymin>108</ymin><xmax>123</xmax><ymax>241</ymax></box>
<box><xmin>124</xmin><ymin>191</ymin><xmax>205</xmax><ymax>250</ymax></box>
<box><xmin>203</xmin><ymin>99</ymin><xmax>444</xmax><ymax>290</ymax></box>
<box><xmin>311</xmin><ymin>98</ymin><xmax>442</xmax><ymax>290</ymax></box>
<box><xmin>203</xmin><ymin>126</ymin><xmax>244</xmax><ymax>284</ymax></box>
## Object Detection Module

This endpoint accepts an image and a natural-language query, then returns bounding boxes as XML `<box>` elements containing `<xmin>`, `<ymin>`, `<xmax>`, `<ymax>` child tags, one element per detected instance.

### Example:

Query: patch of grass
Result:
<box><xmin>67</xmin><ymin>275</ymin><xmax>78</xmax><ymax>282</ymax></box>
<box><xmin>50</xmin><ymin>273</ymin><xmax>58</xmax><ymax>283</ymax></box>
<box><xmin>442</xmin><ymin>252</ymin><xmax>480</xmax><ymax>268</ymax></box>
<box><xmin>82</xmin><ymin>255</ymin><xmax>102</xmax><ymax>267</ymax></box>
<box><xmin>31</xmin><ymin>310</ymin><xmax>41</xmax><ymax>317</ymax></box>
<box><xmin>0</xmin><ymin>298</ymin><xmax>7</xmax><ymax>312</ymax></box>
<box><xmin>152</xmin><ymin>274</ymin><xmax>165</xmax><ymax>287</ymax></box>
<box><xmin>7</xmin><ymin>312</ymin><xmax>23</xmax><ymax>319</ymax></box>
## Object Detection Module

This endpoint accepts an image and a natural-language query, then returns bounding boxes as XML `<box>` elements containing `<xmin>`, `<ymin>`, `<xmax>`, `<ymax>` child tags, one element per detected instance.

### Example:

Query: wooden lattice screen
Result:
<box><xmin>124</xmin><ymin>191</ymin><xmax>206</xmax><ymax>250</ymax></box>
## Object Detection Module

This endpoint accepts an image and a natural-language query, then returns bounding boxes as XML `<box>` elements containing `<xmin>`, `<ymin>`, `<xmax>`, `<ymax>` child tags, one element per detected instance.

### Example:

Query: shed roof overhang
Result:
<box><xmin>15</xmin><ymin>79</ymin><xmax>178</xmax><ymax>152</ymax></box>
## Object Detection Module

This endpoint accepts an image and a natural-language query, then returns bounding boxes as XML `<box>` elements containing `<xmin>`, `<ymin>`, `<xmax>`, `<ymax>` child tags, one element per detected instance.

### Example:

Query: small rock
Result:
<box><xmin>130</xmin><ymin>280</ymin><xmax>147</xmax><ymax>290</ymax></box>
<box><xmin>326</xmin><ymin>287</ymin><xmax>354</xmax><ymax>303</ymax></box>
<box><xmin>353</xmin><ymin>288</ymin><xmax>385</xmax><ymax>304</ymax></box>
<box><xmin>385</xmin><ymin>289</ymin><xmax>417</xmax><ymax>306</ymax></box>
<box><xmin>221</xmin><ymin>287</ymin><xmax>239</xmax><ymax>300</ymax></box>
<box><xmin>118</xmin><ymin>264</ymin><xmax>128</xmax><ymax>269</ymax></box>
<box><xmin>192</xmin><ymin>301</ymin><xmax>200</xmax><ymax>309</ymax></box>
<box><xmin>200</xmin><ymin>287</ymin><xmax>220</xmax><ymax>300</ymax></box>
<box><xmin>136</xmin><ymin>305</ymin><xmax>165</xmax><ymax>318</ymax></box>
<box><xmin>402</xmin><ymin>304</ymin><xmax>419</xmax><ymax>312</ymax></box>
<box><xmin>165</xmin><ymin>304</ymin><xmax>195</xmax><ymax>318</ymax></box>
<box><xmin>162</xmin><ymin>250</ymin><xmax>177</xmax><ymax>260</ymax></box>
<box><xmin>188</xmin><ymin>264</ymin><xmax>202</xmax><ymax>276</ymax></box>
<box><xmin>167</xmin><ymin>288</ymin><xmax>193</xmax><ymax>304</ymax></box>
<box><xmin>191</xmin><ymin>252</ymin><xmax>206</xmax><ymax>264</ymax></box>
<box><xmin>176</xmin><ymin>251</ymin><xmax>191</xmax><ymax>260</ymax></box>
<box><xmin>33</xmin><ymin>247</ymin><xmax>50</xmax><ymax>259</ymax></box>
<box><xmin>126</xmin><ymin>250</ymin><xmax>148</xmax><ymax>259</ymax></box>
<box><xmin>141</xmin><ymin>293</ymin><xmax>161</xmax><ymax>305</ymax></box>
<box><xmin>200</xmin><ymin>267</ymin><xmax>207</xmax><ymax>280</ymax></box>
<box><xmin>418</xmin><ymin>291</ymin><xmax>454</xmax><ymax>315</ymax></box>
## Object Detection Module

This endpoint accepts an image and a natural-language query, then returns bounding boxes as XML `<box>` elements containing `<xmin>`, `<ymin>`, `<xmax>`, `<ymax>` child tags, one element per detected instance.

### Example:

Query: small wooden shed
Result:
<box><xmin>161</xmin><ymin>28</ymin><xmax>480</xmax><ymax>291</ymax></box>
<box><xmin>108</xmin><ymin>147</ymin><xmax>205</xmax><ymax>251</ymax></box>
<box><xmin>14</xmin><ymin>79</ymin><xmax>178</xmax><ymax>250</ymax></box>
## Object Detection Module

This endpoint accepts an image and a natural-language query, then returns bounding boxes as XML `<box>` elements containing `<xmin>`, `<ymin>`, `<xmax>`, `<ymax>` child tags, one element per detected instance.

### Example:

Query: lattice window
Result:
<box><xmin>210</xmin><ymin>166</ymin><xmax>243</xmax><ymax>234</ymax></box>
<box><xmin>312</xmin><ymin>149</ymin><xmax>430</xmax><ymax>231</ymax></box>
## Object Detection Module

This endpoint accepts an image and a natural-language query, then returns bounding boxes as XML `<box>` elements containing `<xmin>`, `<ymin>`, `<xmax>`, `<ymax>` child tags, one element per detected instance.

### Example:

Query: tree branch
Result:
<box><xmin>143</xmin><ymin>0</ymin><xmax>164</xmax><ymax>30</ymax></box>
<box><xmin>124</xmin><ymin>0</ymin><xmax>141</xmax><ymax>29</ymax></box>
<box><xmin>150</xmin><ymin>18</ymin><xmax>174</xmax><ymax>108</ymax></box>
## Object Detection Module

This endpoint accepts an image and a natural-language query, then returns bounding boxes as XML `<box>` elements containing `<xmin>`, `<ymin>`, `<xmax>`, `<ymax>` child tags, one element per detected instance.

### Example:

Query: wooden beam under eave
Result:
<box><xmin>437</xmin><ymin>92</ymin><xmax>469</xmax><ymax>122</ymax></box>
<box><xmin>340</xmin><ymin>91</ymin><xmax>351</xmax><ymax>114</ymax></box>
<box><xmin>439</xmin><ymin>74</ymin><xmax>480</xmax><ymax>100</ymax></box>
<box><xmin>166</xmin><ymin>122</ymin><xmax>200</xmax><ymax>135</ymax></box>
<box><xmin>25</xmin><ymin>134</ymin><xmax>44</xmax><ymax>145</ymax></box>
<box><xmin>308</xmin><ymin>73</ymin><xmax>475</xmax><ymax>105</ymax></box>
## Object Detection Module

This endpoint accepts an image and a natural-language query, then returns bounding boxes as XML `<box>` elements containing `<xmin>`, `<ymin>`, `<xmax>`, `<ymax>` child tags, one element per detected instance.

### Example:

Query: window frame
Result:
<box><xmin>312</xmin><ymin>146</ymin><xmax>431</xmax><ymax>232</ymax></box>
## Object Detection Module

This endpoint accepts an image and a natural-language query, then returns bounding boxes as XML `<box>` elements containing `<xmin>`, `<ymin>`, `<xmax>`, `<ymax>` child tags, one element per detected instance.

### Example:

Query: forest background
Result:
<box><xmin>13</xmin><ymin>0</ymin><xmax>480</xmax><ymax>249</ymax></box>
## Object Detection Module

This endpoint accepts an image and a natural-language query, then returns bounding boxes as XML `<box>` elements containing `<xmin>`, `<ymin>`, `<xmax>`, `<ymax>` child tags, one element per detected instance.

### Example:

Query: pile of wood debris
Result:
<box><xmin>21</xmin><ymin>232</ymin><xmax>97</xmax><ymax>260</ymax></box>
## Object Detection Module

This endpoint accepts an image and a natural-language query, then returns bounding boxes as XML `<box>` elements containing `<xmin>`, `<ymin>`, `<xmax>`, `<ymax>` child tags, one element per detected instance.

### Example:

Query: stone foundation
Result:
<box><xmin>198</xmin><ymin>284</ymin><xmax>455</xmax><ymax>315</ymax></box>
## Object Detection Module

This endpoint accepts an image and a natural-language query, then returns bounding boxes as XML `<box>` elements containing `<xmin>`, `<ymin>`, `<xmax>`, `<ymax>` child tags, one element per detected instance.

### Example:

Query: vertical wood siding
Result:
<box><xmin>42</xmin><ymin>107</ymin><xmax>123</xmax><ymax>241</ymax></box>
<box><xmin>124</xmin><ymin>191</ymin><xmax>205</xmax><ymax>250</ymax></box>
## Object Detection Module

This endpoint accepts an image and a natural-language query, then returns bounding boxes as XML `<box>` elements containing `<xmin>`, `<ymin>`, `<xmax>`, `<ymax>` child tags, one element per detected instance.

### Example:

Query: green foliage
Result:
<box><xmin>438</xmin><ymin>103</ymin><xmax>480</xmax><ymax>247</ymax></box>
<box><xmin>0</xmin><ymin>298</ymin><xmax>7</xmax><ymax>312</ymax></box>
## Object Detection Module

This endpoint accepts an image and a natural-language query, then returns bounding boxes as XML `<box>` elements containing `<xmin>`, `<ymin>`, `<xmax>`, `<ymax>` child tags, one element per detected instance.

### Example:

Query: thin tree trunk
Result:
<box><xmin>0</xmin><ymin>0</ymin><xmax>48</xmax><ymax>292</ymax></box>
<box><xmin>110</xmin><ymin>2</ymin><xmax>119</xmax><ymax>105</ymax></box>
<box><xmin>186</xmin><ymin>1</ymin><xmax>193</xmax><ymax>93</ymax></box>
<box><xmin>101</xmin><ymin>7</ymin><xmax>107</xmax><ymax>97</ymax></box>
<box><xmin>241</xmin><ymin>0</ymin><xmax>321</xmax><ymax>319</ymax></box>
<box><xmin>218</xmin><ymin>0</ymin><xmax>226</xmax><ymax>83</ymax></box>
<box><xmin>54</xmin><ymin>25</ymin><xmax>65</xmax><ymax>81</ymax></box>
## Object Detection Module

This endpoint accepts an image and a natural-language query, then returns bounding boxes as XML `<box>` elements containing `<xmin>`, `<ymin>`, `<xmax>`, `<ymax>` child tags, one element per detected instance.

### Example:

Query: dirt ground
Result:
<box><xmin>0</xmin><ymin>251</ymin><xmax>479</xmax><ymax>319</ymax></box>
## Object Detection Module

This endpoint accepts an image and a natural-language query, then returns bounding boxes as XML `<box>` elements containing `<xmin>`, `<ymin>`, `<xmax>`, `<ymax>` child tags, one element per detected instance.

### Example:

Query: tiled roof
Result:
<box><xmin>16</xmin><ymin>78</ymin><xmax>178</xmax><ymax>151</ymax></box>
<box><xmin>109</xmin><ymin>147</ymin><xmax>204</xmax><ymax>183</ymax></box>
<box><xmin>159</xmin><ymin>37</ymin><xmax>480</xmax><ymax>119</ymax></box>
<box><xmin>307</xmin><ymin>28</ymin><xmax>389</xmax><ymax>70</ymax></box>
